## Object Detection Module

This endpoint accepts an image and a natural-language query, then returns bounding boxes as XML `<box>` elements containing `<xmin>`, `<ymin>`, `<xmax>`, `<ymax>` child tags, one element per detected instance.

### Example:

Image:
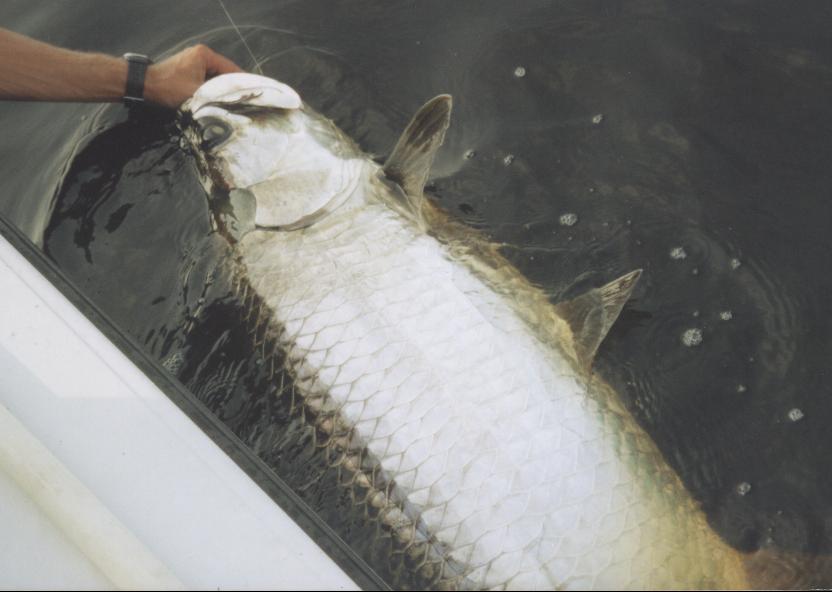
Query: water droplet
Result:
<box><xmin>736</xmin><ymin>481</ymin><xmax>752</xmax><ymax>496</ymax></box>
<box><xmin>559</xmin><ymin>212</ymin><xmax>578</xmax><ymax>227</ymax></box>
<box><xmin>669</xmin><ymin>246</ymin><xmax>687</xmax><ymax>260</ymax></box>
<box><xmin>720</xmin><ymin>310</ymin><xmax>733</xmax><ymax>321</ymax></box>
<box><xmin>681</xmin><ymin>328</ymin><xmax>703</xmax><ymax>347</ymax></box>
<box><xmin>626</xmin><ymin>219</ymin><xmax>632</xmax><ymax>226</ymax></box>
<box><xmin>591</xmin><ymin>113</ymin><xmax>604</xmax><ymax>124</ymax></box>
<box><xmin>787</xmin><ymin>408</ymin><xmax>804</xmax><ymax>422</ymax></box>
<box><xmin>736</xmin><ymin>384</ymin><xmax>747</xmax><ymax>393</ymax></box>
<box><xmin>691</xmin><ymin>267</ymin><xmax>700</xmax><ymax>276</ymax></box>
<box><xmin>730</xmin><ymin>258</ymin><xmax>742</xmax><ymax>269</ymax></box>
<box><xmin>464</xmin><ymin>149</ymin><xmax>476</xmax><ymax>160</ymax></box>
<box><xmin>513</xmin><ymin>66</ymin><xmax>526</xmax><ymax>78</ymax></box>
<box><xmin>692</xmin><ymin>310</ymin><xmax>700</xmax><ymax>318</ymax></box>
<box><xmin>503</xmin><ymin>154</ymin><xmax>515</xmax><ymax>166</ymax></box>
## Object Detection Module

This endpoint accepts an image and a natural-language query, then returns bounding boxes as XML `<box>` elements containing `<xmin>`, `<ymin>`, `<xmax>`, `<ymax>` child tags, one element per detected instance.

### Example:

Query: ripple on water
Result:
<box><xmin>613</xmin><ymin>214</ymin><xmax>805</xmax><ymax>518</ymax></box>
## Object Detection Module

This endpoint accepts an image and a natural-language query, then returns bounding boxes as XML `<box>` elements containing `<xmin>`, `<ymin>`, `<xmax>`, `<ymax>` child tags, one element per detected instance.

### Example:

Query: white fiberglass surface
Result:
<box><xmin>0</xmin><ymin>233</ymin><xmax>357</xmax><ymax>591</ymax></box>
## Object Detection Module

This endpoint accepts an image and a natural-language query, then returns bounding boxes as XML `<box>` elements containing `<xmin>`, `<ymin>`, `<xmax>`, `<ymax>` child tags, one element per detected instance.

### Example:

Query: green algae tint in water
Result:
<box><xmin>1</xmin><ymin>0</ymin><xmax>831</xmax><ymax>588</ymax></box>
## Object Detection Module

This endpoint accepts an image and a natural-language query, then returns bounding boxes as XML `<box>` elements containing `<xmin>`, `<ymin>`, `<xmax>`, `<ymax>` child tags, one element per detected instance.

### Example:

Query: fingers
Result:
<box><xmin>144</xmin><ymin>45</ymin><xmax>245</xmax><ymax>108</ymax></box>
<box><xmin>201</xmin><ymin>46</ymin><xmax>244</xmax><ymax>77</ymax></box>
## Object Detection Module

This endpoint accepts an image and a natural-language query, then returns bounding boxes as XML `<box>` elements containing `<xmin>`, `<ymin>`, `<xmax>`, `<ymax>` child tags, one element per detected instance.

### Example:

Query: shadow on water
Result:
<box><xmin>9</xmin><ymin>2</ymin><xmax>832</xmax><ymax>588</ymax></box>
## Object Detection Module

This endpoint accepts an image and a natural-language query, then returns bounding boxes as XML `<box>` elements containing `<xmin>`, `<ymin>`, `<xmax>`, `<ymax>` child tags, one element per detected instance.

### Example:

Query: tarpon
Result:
<box><xmin>179</xmin><ymin>73</ymin><xmax>775</xmax><ymax>589</ymax></box>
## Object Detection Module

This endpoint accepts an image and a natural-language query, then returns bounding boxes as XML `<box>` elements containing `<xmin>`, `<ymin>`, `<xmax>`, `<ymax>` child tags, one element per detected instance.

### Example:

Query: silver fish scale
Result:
<box><xmin>238</xmin><ymin>190</ymin><xmax>742</xmax><ymax>590</ymax></box>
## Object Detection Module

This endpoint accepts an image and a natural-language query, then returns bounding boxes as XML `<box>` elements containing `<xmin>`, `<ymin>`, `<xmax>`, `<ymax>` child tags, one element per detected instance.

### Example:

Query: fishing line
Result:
<box><xmin>217</xmin><ymin>0</ymin><xmax>264</xmax><ymax>75</ymax></box>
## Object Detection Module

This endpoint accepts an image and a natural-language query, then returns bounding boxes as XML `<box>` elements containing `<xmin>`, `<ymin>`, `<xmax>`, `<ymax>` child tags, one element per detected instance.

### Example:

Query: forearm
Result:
<box><xmin>0</xmin><ymin>28</ymin><xmax>127</xmax><ymax>102</ymax></box>
<box><xmin>0</xmin><ymin>28</ymin><xmax>242</xmax><ymax>108</ymax></box>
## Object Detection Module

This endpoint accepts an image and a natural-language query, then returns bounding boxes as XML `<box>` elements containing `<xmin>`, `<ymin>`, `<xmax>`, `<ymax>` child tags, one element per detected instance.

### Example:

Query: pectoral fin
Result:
<box><xmin>554</xmin><ymin>269</ymin><xmax>642</xmax><ymax>369</ymax></box>
<box><xmin>383</xmin><ymin>94</ymin><xmax>452</xmax><ymax>219</ymax></box>
<box><xmin>217</xmin><ymin>188</ymin><xmax>256</xmax><ymax>241</ymax></box>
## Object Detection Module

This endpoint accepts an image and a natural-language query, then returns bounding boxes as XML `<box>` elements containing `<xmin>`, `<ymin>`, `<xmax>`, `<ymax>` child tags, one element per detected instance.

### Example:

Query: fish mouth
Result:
<box><xmin>183</xmin><ymin>72</ymin><xmax>302</xmax><ymax>114</ymax></box>
<box><xmin>177</xmin><ymin>73</ymin><xmax>306</xmax><ymax>192</ymax></box>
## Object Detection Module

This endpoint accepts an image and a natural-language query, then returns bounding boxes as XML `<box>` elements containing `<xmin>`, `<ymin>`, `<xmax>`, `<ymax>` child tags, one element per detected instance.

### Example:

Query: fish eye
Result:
<box><xmin>198</xmin><ymin>117</ymin><xmax>232</xmax><ymax>150</ymax></box>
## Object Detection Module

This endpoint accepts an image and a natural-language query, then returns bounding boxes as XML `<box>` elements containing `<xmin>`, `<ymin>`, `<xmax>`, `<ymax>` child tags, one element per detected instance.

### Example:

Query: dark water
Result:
<box><xmin>3</xmin><ymin>1</ymin><xmax>832</xmax><ymax>587</ymax></box>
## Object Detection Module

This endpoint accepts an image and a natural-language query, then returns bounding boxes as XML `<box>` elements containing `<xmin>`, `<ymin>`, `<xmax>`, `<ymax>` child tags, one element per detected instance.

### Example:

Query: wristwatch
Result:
<box><xmin>122</xmin><ymin>53</ymin><xmax>153</xmax><ymax>105</ymax></box>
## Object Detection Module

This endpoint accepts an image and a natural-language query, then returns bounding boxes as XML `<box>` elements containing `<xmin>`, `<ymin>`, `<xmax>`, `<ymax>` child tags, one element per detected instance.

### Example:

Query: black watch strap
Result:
<box><xmin>123</xmin><ymin>53</ymin><xmax>153</xmax><ymax>105</ymax></box>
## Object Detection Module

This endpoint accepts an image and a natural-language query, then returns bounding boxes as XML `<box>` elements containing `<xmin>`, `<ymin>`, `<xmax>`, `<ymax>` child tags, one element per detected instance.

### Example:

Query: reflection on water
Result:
<box><xmin>2</xmin><ymin>0</ymin><xmax>832</xmax><ymax>587</ymax></box>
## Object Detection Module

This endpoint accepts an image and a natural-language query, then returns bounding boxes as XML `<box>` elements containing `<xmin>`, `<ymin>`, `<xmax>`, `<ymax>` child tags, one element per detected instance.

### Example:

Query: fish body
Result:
<box><xmin>181</xmin><ymin>73</ymin><xmax>748</xmax><ymax>589</ymax></box>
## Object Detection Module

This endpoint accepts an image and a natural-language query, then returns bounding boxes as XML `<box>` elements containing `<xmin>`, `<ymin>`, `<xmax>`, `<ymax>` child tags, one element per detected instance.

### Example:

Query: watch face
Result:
<box><xmin>123</xmin><ymin>52</ymin><xmax>152</xmax><ymax>64</ymax></box>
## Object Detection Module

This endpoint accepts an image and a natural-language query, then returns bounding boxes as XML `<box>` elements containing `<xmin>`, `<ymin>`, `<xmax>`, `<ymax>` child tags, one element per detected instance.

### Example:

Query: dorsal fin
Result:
<box><xmin>383</xmin><ymin>94</ymin><xmax>452</xmax><ymax>218</ymax></box>
<box><xmin>554</xmin><ymin>269</ymin><xmax>642</xmax><ymax>369</ymax></box>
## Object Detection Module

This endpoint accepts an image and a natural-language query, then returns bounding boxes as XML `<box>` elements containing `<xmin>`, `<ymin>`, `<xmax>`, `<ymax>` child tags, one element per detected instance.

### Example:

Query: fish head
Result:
<box><xmin>180</xmin><ymin>73</ymin><xmax>364</xmax><ymax>241</ymax></box>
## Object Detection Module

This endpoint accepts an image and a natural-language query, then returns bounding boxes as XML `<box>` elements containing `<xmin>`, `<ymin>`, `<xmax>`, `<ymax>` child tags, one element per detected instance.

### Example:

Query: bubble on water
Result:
<box><xmin>691</xmin><ymin>267</ymin><xmax>700</xmax><ymax>276</ymax></box>
<box><xmin>626</xmin><ymin>219</ymin><xmax>632</xmax><ymax>226</ymax></box>
<box><xmin>720</xmin><ymin>310</ymin><xmax>733</xmax><ymax>321</ymax></box>
<box><xmin>681</xmin><ymin>328</ymin><xmax>703</xmax><ymax>346</ymax></box>
<box><xmin>692</xmin><ymin>310</ymin><xmax>700</xmax><ymax>318</ymax></box>
<box><xmin>591</xmin><ymin>113</ymin><xmax>604</xmax><ymax>124</ymax></box>
<box><xmin>787</xmin><ymin>408</ymin><xmax>804</xmax><ymax>422</ymax></box>
<box><xmin>503</xmin><ymin>154</ymin><xmax>515</xmax><ymax>166</ymax></box>
<box><xmin>736</xmin><ymin>384</ymin><xmax>747</xmax><ymax>393</ymax></box>
<box><xmin>730</xmin><ymin>258</ymin><xmax>742</xmax><ymax>269</ymax></box>
<box><xmin>669</xmin><ymin>246</ymin><xmax>687</xmax><ymax>260</ymax></box>
<box><xmin>559</xmin><ymin>212</ymin><xmax>578</xmax><ymax>227</ymax></box>
<box><xmin>464</xmin><ymin>149</ymin><xmax>476</xmax><ymax>160</ymax></box>
<box><xmin>513</xmin><ymin>66</ymin><xmax>526</xmax><ymax>78</ymax></box>
<box><xmin>736</xmin><ymin>482</ymin><xmax>752</xmax><ymax>496</ymax></box>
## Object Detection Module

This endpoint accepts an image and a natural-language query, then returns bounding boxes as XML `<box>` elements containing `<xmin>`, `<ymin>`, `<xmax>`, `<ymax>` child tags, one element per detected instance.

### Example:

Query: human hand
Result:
<box><xmin>144</xmin><ymin>44</ymin><xmax>242</xmax><ymax>109</ymax></box>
